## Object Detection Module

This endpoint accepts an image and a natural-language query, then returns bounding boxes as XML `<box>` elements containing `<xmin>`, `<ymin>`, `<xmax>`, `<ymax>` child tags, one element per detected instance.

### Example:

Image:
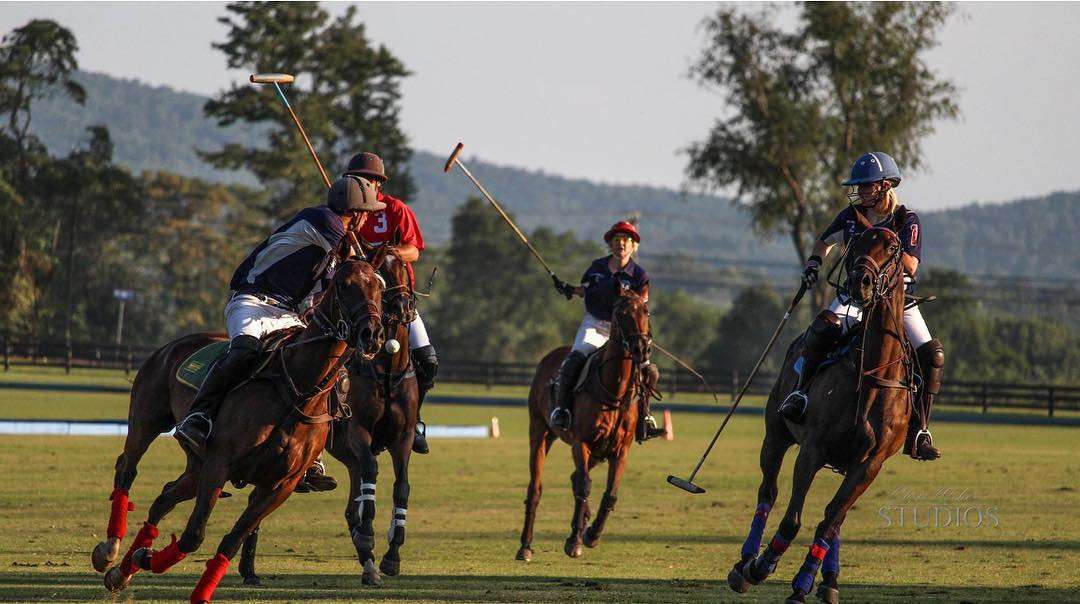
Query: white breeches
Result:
<box><xmin>225</xmin><ymin>294</ymin><xmax>304</xmax><ymax>340</ymax></box>
<box><xmin>571</xmin><ymin>313</ymin><xmax>610</xmax><ymax>354</ymax></box>
<box><xmin>407</xmin><ymin>311</ymin><xmax>431</xmax><ymax>349</ymax></box>
<box><xmin>827</xmin><ymin>291</ymin><xmax>932</xmax><ymax>348</ymax></box>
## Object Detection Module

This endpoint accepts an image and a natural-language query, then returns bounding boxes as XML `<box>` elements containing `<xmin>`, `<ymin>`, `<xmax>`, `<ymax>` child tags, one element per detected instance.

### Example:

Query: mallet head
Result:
<box><xmin>667</xmin><ymin>475</ymin><xmax>706</xmax><ymax>494</ymax></box>
<box><xmin>250</xmin><ymin>73</ymin><xmax>295</xmax><ymax>84</ymax></box>
<box><xmin>443</xmin><ymin>142</ymin><xmax>464</xmax><ymax>173</ymax></box>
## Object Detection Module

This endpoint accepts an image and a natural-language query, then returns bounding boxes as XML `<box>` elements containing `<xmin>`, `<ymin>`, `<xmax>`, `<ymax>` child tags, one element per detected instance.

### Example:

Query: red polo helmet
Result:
<box><xmin>604</xmin><ymin>221</ymin><xmax>640</xmax><ymax>243</ymax></box>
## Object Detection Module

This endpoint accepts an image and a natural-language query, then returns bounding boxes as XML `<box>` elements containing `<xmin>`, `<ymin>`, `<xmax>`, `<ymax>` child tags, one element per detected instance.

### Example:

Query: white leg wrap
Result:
<box><xmin>388</xmin><ymin>507</ymin><xmax>407</xmax><ymax>541</ymax></box>
<box><xmin>355</xmin><ymin>483</ymin><xmax>376</xmax><ymax>520</ymax></box>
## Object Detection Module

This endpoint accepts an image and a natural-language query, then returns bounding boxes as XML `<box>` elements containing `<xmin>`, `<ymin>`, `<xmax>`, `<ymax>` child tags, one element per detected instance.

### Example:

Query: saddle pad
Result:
<box><xmin>176</xmin><ymin>340</ymin><xmax>229</xmax><ymax>390</ymax></box>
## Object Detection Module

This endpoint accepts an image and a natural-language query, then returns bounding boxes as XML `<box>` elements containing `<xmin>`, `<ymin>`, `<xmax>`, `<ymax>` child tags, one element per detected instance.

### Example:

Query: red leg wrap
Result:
<box><xmin>119</xmin><ymin>522</ymin><xmax>159</xmax><ymax>576</ymax></box>
<box><xmin>150</xmin><ymin>535</ymin><xmax>187</xmax><ymax>574</ymax></box>
<box><xmin>190</xmin><ymin>553</ymin><xmax>230</xmax><ymax>603</ymax></box>
<box><xmin>107</xmin><ymin>488</ymin><xmax>135</xmax><ymax>540</ymax></box>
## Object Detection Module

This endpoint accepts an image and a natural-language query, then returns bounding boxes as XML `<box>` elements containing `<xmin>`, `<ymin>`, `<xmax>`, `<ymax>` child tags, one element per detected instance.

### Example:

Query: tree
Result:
<box><xmin>202</xmin><ymin>2</ymin><xmax>413</xmax><ymax>219</ymax></box>
<box><xmin>685</xmin><ymin>3</ymin><xmax>958</xmax><ymax>304</ymax></box>
<box><xmin>701</xmin><ymin>284</ymin><xmax>795</xmax><ymax>377</ymax></box>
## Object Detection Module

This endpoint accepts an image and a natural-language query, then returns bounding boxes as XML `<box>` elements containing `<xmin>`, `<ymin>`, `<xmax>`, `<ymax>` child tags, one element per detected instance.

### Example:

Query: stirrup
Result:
<box><xmin>174</xmin><ymin>412</ymin><xmax>212</xmax><ymax>449</ymax></box>
<box><xmin>779</xmin><ymin>391</ymin><xmax>808</xmax><ymax>424</ymax></box>
<box><xmin>638</xmin><ymin>414</ymin><xmax>666</xmax><ymax>442</ymax></box>
<box><xmin>550</xmin><ymin>407</ymin><xmax>571</xmax><ymax>430</ymax></box>
<box><xmin>911</xmin><ymin>429</ymin><xmax>941</xmax><ymax>461</ymax></box>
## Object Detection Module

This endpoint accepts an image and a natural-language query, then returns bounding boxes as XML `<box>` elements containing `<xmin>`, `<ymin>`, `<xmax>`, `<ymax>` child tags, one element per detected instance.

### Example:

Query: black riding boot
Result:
<box><xmin>411</xmin><ymin>345</ymin><xmax>438</xmax><ymax>455</ymax></box>
<box><xmin>550</xmin><ymin>351</ymin><xmax>588</xmax><ymax>430</ymax></box>
<box><xmin>906</xmin><ymin>339</ymin><xmax>944</xmax><ymax>461</ymax></box>
<box><xmin>638</xmin><ymin>362</ymin><xmax>666</xmax><ymax>442</ymax></box>
<box><xmin>175</xmin><ymin>334</ymin><xmax>260</xmax><ymax>451</ymax></box>
<box><xmin>779</xmin><ymin>311</ymin><xmax>842</xmax><ymax>424</ymax></box>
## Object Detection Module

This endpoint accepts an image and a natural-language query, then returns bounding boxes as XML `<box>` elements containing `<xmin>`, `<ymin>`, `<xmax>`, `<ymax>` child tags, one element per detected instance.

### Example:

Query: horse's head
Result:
<box><xmin>611</xmin><ymin>281</ymin><xmax>651</xmax><ymax>365</ymax></box>
<box><xmin>325</xmin><ymin>259</ymin><xmax>385</xmax><ymax>357</ymax></box>
<box><xmin>370</xmin><ymin>235</ymin><xmax>416</xmax><ymax>326</ymax></box>
<box><xmin>845</xmin><ymin>227</ymin><xmax>904</xmax><ymax>308</ymax></box>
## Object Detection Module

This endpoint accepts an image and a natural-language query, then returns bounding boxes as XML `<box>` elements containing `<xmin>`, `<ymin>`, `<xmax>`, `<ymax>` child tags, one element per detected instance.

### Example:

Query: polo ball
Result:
<box><xmin>384</xmin><ymin>339</ymin><xmax>401</xmax><ymax>354</ymax></box>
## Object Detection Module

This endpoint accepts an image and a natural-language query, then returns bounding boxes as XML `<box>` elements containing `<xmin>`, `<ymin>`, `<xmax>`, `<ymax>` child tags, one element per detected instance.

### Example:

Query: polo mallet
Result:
<box><xmin>443</xmin><ymin>143</ymin><xmax>559</xmax><ymax>278</ymax></box>
<box><xmin>249</xmin><ymin>73</ymin><xmax>332</xmax><ymax>189</ymax></box>
<box><xmin>667</xmin><ymin>281</ymin><xmax>809</xmax><ymax>494</ymax></box>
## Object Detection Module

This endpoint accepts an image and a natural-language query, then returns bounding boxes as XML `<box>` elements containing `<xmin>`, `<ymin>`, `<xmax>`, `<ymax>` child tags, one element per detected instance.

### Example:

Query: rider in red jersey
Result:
<box><xmin>345</xmin><ymin>152</ymin><xmax>436</xmax><ymax>455</ymax></box>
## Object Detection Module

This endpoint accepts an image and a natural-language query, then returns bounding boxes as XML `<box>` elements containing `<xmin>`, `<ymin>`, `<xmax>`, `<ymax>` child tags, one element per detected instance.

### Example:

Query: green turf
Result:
<box><xmin>0</xmin><ymin>375</ymin><xmax>1078</xmax><ymax>603</ymax></box>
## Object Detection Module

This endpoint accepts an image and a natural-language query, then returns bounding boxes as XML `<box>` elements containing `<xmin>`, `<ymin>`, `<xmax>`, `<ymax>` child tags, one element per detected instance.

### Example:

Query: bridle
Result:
<box><xmin>610</xmin><ymin>296</ymin><xmax>652</xmax><ymax>365</ymax></box>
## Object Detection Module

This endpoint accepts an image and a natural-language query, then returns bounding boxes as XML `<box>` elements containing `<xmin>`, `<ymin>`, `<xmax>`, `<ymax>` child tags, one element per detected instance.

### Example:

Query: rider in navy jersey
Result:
<box><xmin>174</xmin><ymin>175</ymin><xmax>385</xmax><ymax>490</ymax></box>
<box><xmin>779</xmin><ymin>152</ymin><xmax>945</xmax><ymax>461</ymax></box>
<box><xmin>549</xmin><ymin>221</ymin><xmax>666</xmax><ymax>441</ymax></box>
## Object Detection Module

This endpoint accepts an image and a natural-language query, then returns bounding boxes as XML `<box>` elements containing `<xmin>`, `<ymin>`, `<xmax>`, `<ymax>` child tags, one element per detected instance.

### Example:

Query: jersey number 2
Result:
<box><xmin>373</xmin><ymin>212</ymin><xmax>388</xmax><ymax>234</ymax></box>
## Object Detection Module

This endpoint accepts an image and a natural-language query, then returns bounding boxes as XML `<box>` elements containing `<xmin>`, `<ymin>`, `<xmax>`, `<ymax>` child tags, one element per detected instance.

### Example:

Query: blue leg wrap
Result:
<box><xmin>741</xmin><ymin>503</ymin><xmax>771</xmax><ymax>559</ymax></box>
<box><xmin>792</xmin><ymin>537</ymin><xmax>830</xmax><ymax>595</ymax></box>
<box><xmin>822</xmin><ymin>533</ymin><xmax>840</xmax><ymax>576</ymax></box>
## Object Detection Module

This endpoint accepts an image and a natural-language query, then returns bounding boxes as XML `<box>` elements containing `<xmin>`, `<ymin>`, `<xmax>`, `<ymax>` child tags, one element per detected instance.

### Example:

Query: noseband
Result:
<box><xmin>611</xmin><ymin>299</ymin><xmax>651</xmax><ymax>364</ymax></box>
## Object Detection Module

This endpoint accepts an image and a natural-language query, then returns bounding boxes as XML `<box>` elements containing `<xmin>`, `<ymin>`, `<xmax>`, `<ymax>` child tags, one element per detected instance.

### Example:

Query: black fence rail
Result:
<box><xmin>3</xmin><ymin>339</ymin><xmax>1077</xmax><ymax>416</ymax></box>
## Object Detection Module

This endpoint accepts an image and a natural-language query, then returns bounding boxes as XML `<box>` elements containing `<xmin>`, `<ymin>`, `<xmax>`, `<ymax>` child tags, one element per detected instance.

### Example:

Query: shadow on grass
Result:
<box><xmin>0</xmin><ymin>572</ymin><xmax>1072</xmax><ymax>603</ymax></box>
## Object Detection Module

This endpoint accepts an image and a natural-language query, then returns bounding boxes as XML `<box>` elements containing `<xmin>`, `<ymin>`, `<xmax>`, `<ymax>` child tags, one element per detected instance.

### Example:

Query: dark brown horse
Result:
<box><xmin>91</xmin><ymin>259</ymin><xmax>385</xmax><ymax>602</ymax></box>
<box><xmin>728</xmin><ymin>225</ymin><xmax>915</xmax><ymax>604</ymax></box>
<box><xmin>238</xmin><ymin>246</ymin><xmax>421</xmax><ymax>587</ymax></box>
<box><xmin>517</xmin><ymin>285</ymin><xmax>652</xmax><ymax>561</ymax></box>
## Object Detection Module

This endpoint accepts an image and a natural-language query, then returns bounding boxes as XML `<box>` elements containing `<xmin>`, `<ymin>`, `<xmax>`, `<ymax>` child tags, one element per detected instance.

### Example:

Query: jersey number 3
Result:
<box><xmin>373</xmin><ymin>212</ymin><xmax>388</xmax><ymax>234</ymax></box>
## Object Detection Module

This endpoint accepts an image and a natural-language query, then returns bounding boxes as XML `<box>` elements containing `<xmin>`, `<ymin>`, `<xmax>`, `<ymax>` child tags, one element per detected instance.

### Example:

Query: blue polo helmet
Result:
<box><xmin>842</xmin><ymin>152</ymin><xmax>902</xmax><ymax>187</ymax></box>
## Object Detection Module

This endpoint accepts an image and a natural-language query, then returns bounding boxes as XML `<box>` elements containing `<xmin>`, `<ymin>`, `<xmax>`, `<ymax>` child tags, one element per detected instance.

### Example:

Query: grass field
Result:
<box><xmin>0</xmin><ymin>368</ymin><xmax>1078</xmax><ymax>602</ymax></box>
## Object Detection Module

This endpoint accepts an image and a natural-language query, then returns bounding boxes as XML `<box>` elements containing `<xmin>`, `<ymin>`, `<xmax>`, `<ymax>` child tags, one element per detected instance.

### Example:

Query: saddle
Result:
<box><xmin>176</xmin><ymin>328</ymin><xmax>302</xmax><ymax>390</ymax></box>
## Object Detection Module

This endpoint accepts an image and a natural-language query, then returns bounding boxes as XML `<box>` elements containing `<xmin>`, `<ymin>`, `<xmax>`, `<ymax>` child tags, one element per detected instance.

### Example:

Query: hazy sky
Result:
<box><xmin>3</xmin><ymin>2</ymin><xmax>1079</xmax><ymax>210</ymax></box>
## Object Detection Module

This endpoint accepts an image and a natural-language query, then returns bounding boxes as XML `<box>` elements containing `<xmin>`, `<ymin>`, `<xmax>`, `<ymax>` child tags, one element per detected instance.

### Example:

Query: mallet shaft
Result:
<box><xmin>445</xmin><ymin>145</ymin><xmax>556</xmax><ymax>276</ymax></box>
<box><xmin>275</xmin><ymin>83</ymin><xmax>331</xmax><ymax>189</ymax></box>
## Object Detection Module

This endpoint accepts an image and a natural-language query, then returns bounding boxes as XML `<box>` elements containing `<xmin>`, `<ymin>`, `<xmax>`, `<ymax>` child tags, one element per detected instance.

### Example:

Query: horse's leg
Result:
<box><xmin>563</xmin><ymin>442</ymin><xmax>592</xmax><ymax>558</ymax></box>
<box><xmin>93</xmin><ymin>409</ymin><xmax>169</xmax><ymax>572</ymax></box>
<box><xmin>816</xmin><ymin>527</ymin><xmax>841</xmax><ymax>604</ymax></box>
<box><xmin>517</xmin><ymin>423</ymin><xmax>556</xmax><ymax>561</ymax></box>
<box><xmin>379</xmin><ymin>430</ymin><xmax>414</xmax><ymax>577</ymax></box>
<box><xmin>133</xmin><ymin>458</ymin><xmax>228</xmax><ymax>578</ymax></box>
<box><xmin>238</xmin><ymin>524</ymin><xmax>261</xmax><ymax>586</ymax></box>
<box><xmin>583</xmin><ymin>450</ymin><xmax>626</xmax><ymax>548</ymax></box>
<box><xmin>728</xmin><ymin>430</ymin><xmax>793</xmax><ymax>592</ymax></box>
<box><xmin>788</xmin><ymin>456</ymin><xmax>883</xmax><ymax>604</ymax></box>
<box><xmin>103</xmin><ymin>462</ymin><xmax>199</xmax><ymax>593</ymax></box>
<box><xmin>745</xmin><ymin>446</ymin><xmax>822</xmax><ymax>585</ymax></box>
<box><xmin>189</xmin><ymin>484</ymin><xmax>293</xmax><ymax>604</ymax></box>
<box><xmin>344</xmin><ymin>429</ymin><xmax>381</xmax><ymax>586</ymax></box>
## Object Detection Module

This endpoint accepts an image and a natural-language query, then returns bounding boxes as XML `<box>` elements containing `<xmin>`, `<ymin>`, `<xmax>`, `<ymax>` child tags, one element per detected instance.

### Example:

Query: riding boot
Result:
<box><xmin>175</xmin><ymin>335</ymin><xmax>261</xmax><ymax>451</ymax></box>
<box><xmin>295</xmin><ymin>455</ymin><xmax>338</xmax><ymax>493</ymax></box>
<box><xmin>906</xmin><ymin>339</ymin><xmax>944</xmax><ymax>461</ymax></box>
<box><xmin>637</xmin><ymin>362</ymin><xmax>666</xmax><ymax>442</ymax></box>
<box><xmin>550</xmin><ymin>351</ymin><xmax>588</xmax><ymax>430</ymax></box>
<box><xmin>779</xmin><ymin>311</ymin><xmax>842</xmax><ymax>424</ymax></box>
<box><xmin>411</xmin><ymin>345</ymin><xmax>438</xmax><ymax>455</ymax></box>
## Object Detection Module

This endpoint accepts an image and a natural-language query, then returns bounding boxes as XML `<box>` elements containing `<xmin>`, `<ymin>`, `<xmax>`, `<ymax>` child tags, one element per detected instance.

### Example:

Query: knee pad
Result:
<box><xmin>917</xmin><ymin>339</ymin><xmax>945</xmax><ymax>395</ymax></box>
<box><xmin>642</xmin><ymin>363</ymin><xmax>660</xmax><ymax>386</ymax></box>
<box><xmin>230</xmin><ymin>334</ymin><xmax>261</xmax><ymax>353</ymax></box>
<box><xmin>810</xmin><ymin>310</ymin><xmax>842</xmax><ymax>337</ymax></box>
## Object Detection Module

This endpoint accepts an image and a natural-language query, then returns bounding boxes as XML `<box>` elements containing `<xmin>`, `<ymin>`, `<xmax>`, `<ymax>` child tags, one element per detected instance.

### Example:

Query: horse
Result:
<box><xmin>237</xmin><ymin>244</ymin><xmax>421</xmax><ymax>587</ymax></box>
<box><xmin>727</xmin><ymin>223</ymin><xmax>916</xmax><ymax>604</ymax></box>
<box><xmin>516</xmin><ymin>283</ymin><xmax>653</xmax><ymax>561</ymax></box>
<box><xmin>90</xmin><ymin>258</ymin><xmax>385</xmax><ymax>602</ymax></box>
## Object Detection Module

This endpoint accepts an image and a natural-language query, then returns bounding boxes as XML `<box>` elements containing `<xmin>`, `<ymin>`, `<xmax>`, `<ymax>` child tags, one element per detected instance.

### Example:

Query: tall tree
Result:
<box><xmin>202</xmin><ymin>2</ymin><xmax>413</xmax><ymax>219</ymax></box>
<box><xmin>0</xmin><ymin>19</ymin><xmax>86</xmax><ymax>335</ymax></box>
<box><xmin>686</xmin><ymin>3</ymin><xmax>958</xmax><ymax>303</ymax></box>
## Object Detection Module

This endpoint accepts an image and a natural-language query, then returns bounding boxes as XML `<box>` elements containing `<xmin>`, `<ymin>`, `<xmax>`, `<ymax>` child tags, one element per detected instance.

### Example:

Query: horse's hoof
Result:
<box><xmin>583</xmin><ymin>528</ymin><xmax>600</xmax><ymax>549</ymax></box>
<box><xmin>815</xmin><ymin>584</ymin><xmax>838</xmax><ymax>604</ymax></box>
<box><xmin>515</xmin><ymin>546</ymin><xmax>533</xmax><ymax>562</ymax></box>
<box><xmin>91</xmin><ymin>538</ymin><xmax>120</xmax><ymax>573</ymax></box>
<box><xmin>563</xmin><ymin>539</ymin><xmax>583</xmax><ymax>558</ymax></box>
<box><xmin>727</xmin><ymin>564</ymin><xmax>751</xmax><ymax>593</ymax></box>
<box><xmin>132</xmin><ymin>547</ymin><xmax>153</xmax><ymax>571</ymax></box>
<box><xmin>379</xmin><ymin>556</ymin><xmax>400</xmax><ymax>577</ymax></box>
<box><xmin>361</xmin><ymin>559</ymin><xmax>382</xmax><ymax>586</ymax></box>
<box><xmin>103</xmin><ymin>566</ymin><xmax>131</xmax><ymax>593</ymax></box>
<box><xmin>785</xmin><ymin>591</ymin><xmax>807</xmax><ymax>604</ymax></box>
<box><xmin>242</xmin><ymin>574</ymin><xmax>262</xmax><ymax>586</ymax></box>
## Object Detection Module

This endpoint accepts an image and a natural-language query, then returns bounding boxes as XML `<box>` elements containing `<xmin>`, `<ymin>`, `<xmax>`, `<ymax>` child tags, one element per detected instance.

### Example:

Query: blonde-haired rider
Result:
<box><xmin>779</xmin><ymin>152</ymin><xmax>945</xmax><ymax>461</ymax></box>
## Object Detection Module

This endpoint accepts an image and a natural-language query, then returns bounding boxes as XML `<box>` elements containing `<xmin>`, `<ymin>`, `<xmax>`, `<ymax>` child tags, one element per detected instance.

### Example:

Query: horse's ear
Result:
<box><xmin>371</xmin><ymin>243</ymin><xmax>389</xmax><ymax>268</ymax></box>
<box><xmin>391</xmin><ymin>228</ymin><xmax>402</xmax><ymax>247</ymax></box>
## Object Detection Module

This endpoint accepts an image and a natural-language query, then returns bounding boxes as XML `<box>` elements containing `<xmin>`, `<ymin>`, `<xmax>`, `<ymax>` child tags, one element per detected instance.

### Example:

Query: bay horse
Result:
<box><xmin>237</xmin><ymin>245</ymin><xmax>421</xmax><ymax>587</ymax></box>
<box><xmin>728</xmin><ymin>223</ymin><xmax>916</xmax><ymax>603</ymax></box>
<box><xmin>517</xmin><ymin>284</ymin><xmax>652</xmax><ymax>561</ymax></box>
<box><xmin>90</xmin><ymin>259</ymin><xmax>385</xmax><ymax>602</ymax></box>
